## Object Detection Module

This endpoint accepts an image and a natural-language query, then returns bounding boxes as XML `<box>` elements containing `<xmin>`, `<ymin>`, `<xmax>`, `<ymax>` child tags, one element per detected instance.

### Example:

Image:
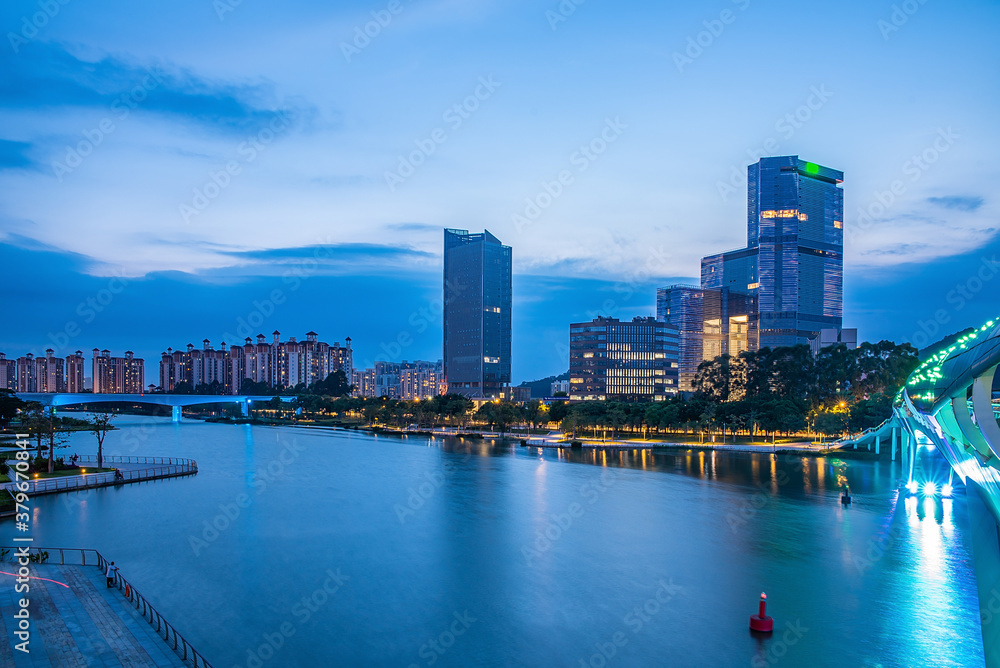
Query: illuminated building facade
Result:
<box><xmin>700</xmin><ymin>156</ymin><xmax>845</xmax><ymax>350</ymax></box>
<box><xmin>656</xmin><ymin>286</ymin><xmax>755</xmax><ymax>391</ymax></box>
<box><xmin>66</xmin><ymin>351</ymin><xmax>86</xmax><ymax>393</ymax></box>
<box><xmin>158</xmin><ymin>331</ymin><xmax>352</xmax><ymax>394</ymax></box>
<box><xmin>443</xmin><ymin>229</ymin><xmax>512</xmax><ymax>398</ymax></box>
<box><xmin>93</xmin><ymin>349</ymin><xmax>145</xmax><ymax>394</ymax></box>
<box><xmin>0</xmin><ymin>353</ymin><xmax>15</xmax><ymax>391</ymax></box>
<box><xmin>569</xmin><ymin>316</ymin><xmax>679</xmax><ymax>401</ymax></box>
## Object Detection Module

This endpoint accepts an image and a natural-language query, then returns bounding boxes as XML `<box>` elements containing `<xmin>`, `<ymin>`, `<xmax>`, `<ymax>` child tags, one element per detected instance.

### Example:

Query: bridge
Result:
<box><xmin>15</xmin><ymin>392</ymin><xmax>296</xmax><ymax>422</ymax></box>
<box><xmin>852</xmin><ymin>317</ymin><xmax>1000</xmax><ymax>665</ymax></box>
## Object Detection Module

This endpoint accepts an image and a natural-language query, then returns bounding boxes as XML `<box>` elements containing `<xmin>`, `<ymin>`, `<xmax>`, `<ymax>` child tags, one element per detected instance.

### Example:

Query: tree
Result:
<box><xmin>0</xmin><ymin>390</ymin><xmax>25</xmax><ymax>427</ymax></box>
<box><xmin>89</xmin><ymin>412</ymin><xmax>115</xmax><ymax>470</ymax></box>
<box><xmin>548</xmin><ymin>401</ymin><xmax>570</xmax><ymax>424</ymax></box>
<box><xmin>524</xmin><ymin>400</ymin><xmax>544</xmax><ymax>431</ymax></box>
<box><xmin>312</xmin><ymin>371</ymin><xmax>351</xmax><ymax>397</ymax></box>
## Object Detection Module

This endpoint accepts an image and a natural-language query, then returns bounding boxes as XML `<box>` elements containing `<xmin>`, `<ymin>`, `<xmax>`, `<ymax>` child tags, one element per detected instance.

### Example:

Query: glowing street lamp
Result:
<box><xmin>922</xmin><ymin>482</ymin><xmax>937</xmax><ymax>496</ymax></box>
<box><xmin>942</xmin><ymin>484</ymin><xmax>954</xmax><ymax>497</ymax></box>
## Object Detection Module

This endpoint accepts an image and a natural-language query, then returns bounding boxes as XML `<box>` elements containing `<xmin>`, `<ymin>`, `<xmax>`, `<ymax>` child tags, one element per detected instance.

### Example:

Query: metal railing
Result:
<box><xmin>0</xmin><ymin>546</ymin><xmax>214</xmax><ymax>668</ymax></box>
<box><xmin>76</xmin><ymin>455</ymin><xmax>195</xmax><ymax>466</ymax></box>
<box><xmin>0</xmin><ymin>458</ymin><xmax>198</xmax><ymax>495</ymax></box>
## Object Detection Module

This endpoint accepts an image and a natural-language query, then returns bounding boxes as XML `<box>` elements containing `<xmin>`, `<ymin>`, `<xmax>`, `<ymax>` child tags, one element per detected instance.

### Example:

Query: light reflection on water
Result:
<box><xmin>0</xmin><ymin>417</ymin><xmax>986</xmax><ymax>667</ymax></box>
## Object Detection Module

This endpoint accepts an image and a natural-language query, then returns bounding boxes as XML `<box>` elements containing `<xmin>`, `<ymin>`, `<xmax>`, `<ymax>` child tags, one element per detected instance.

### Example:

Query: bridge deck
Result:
<box><xmin>0</xmin><ymin>563</ymin><xmax>188</xmax><ymax>667</ymax></box>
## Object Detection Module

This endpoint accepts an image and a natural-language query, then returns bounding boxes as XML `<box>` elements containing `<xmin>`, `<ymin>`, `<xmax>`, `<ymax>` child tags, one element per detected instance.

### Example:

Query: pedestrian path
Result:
<box><xmin>0</xmin><ymin>562</ymin><xmax>191</xmax><ymax>667</ymax></box>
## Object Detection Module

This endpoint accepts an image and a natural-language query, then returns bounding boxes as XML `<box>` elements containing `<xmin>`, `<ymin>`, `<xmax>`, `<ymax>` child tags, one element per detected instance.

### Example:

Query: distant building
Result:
<box><xmin>66</xmin><ymin>351</ymin><xmax>86</xmax><ymax>393</ymax></box>
<box><xmin>353</xmin><ymin>368</ymin><xmax>377</xmax><ymax>398</ymax></box>
<box><xmin>92</xmin><ymin>349</ymin><xmax>144</xmax><ymax>394</ymax></box>
<box><xmin>443</xmin><ymin>228</ymin><xmax>512</xmax><ymax>398</ymax></box>
<box><xmin>511</xmin><ymin>386</ymin><xmax>531</xmax><ymax>402</ymax></box>
<box><xmin>400</xmin><ymin>363</ymin><xmax>442</xmax><ymax>401</ymax></box>
<box><xmin>657</xmin><ymin>285</ymin><xmax>756</xmax><ymax>392</ymax></box>
<box><xmin>550</xmin><ymin>380</ymin><xmax>570</xmax><ymax>396</ymax></box>
<box><xmin>0</xmin><ymin>353</ymin><xmax>15</xmax><ymax>391</ymax></box>
<box><xmin>37</xmin><ymin>349</ymin><xmax>66</xmax><ymax>393</ymax></box>
<box><xmin>159</xmin><ymin>331</ymin><xmax>352</xmax><ymax>394</ymax></box>
<box><xmin>15</xmin><ymin>354</ymin><xmax>37</xmax><ymax>393</ymax></box>
<box><xmin>569</xmin><ymin>316</ymin><xmax>679</xmax><ymax>401</ymax></box>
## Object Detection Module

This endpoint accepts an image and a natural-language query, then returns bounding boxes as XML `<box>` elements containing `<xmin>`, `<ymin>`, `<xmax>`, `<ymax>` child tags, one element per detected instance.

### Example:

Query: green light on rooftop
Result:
<box><xmin>805</xmin><ymin>162</ymin><xmax>820</xmax><ymax>174</ymax></box>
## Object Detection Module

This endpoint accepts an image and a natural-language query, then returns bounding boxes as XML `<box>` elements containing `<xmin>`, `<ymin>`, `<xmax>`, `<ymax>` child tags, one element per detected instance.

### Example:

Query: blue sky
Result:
<box><xmin>1</xmin><ymin>0</ymin><xmax>998</xmax><ymax>382</ymax></box>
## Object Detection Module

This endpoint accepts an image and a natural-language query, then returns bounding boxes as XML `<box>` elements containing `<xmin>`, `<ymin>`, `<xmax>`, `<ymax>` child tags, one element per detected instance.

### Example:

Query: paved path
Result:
<box><xmin>0</xmin><ymin>563</ymin><xmax>188</xmax><ymax>667</ymax></box>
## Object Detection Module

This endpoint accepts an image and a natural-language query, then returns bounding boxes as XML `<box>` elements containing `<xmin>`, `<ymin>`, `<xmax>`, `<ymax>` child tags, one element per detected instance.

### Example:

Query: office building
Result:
<box><xmin>657</xmin><ymin>286</ymin><xmax>755</xmax><ymax>391</ymax></box>
<box><xmin>443</xmin><ymin>228</ymin><xmax>512</xmax><ymax>398</ymax></box>
<box><xmin>569</xmin><ymin>316</ymin><xmax>679</xmax><ymax>401</ymax></box>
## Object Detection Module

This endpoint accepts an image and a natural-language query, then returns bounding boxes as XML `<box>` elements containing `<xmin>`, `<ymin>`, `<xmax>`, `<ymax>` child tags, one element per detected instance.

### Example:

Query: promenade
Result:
<box><xmin>0</xmin><ymin>559</ymin><xmax>196</xmax><ymax>667</ymax></box>
<box><xmin>1</xmin><ymin>456</ymin><xmax>198</xmax><ymax>499</ymax></box>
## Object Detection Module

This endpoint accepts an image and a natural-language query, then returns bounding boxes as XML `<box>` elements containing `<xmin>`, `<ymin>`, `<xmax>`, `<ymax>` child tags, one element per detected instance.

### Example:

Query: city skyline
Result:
<box><xmin>2</xmin><ymin>2</ymin><xmax>998</xmax><ymax>382</ymax></box>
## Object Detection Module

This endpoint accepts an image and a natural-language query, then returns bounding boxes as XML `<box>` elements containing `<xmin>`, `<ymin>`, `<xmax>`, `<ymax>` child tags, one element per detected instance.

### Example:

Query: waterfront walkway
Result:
<box><xmin>0</xmin><ymin>456</ymin><xmax>198</xmax><ymax>498</ymax></box>
<box><xmin>0</xmin><ymin>562</ymin><xmax>190</xmax><ymax>667</ymax></box>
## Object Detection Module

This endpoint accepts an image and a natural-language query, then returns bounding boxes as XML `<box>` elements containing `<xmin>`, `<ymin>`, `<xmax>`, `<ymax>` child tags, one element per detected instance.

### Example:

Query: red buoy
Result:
<box><xmin>749</xmin><ymin>592</ymin><xmax>774</xmax><ymax>632</ymax></box>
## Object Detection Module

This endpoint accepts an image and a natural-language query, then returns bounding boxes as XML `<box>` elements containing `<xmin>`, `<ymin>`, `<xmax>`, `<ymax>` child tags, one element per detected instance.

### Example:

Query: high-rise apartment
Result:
<box><xmin>443</xmin><ymin>229</ymin><xmax>512</xmax><ymax>398</ymax></box>
<box><xmin>92</xmin><ymin>349</ymin><xmax>145</xmax><ymax>394</ymax></box>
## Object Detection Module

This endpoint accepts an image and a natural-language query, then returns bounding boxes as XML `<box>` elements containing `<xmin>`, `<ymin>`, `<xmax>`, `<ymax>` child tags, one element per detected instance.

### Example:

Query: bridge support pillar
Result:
<box><xmin>241</xmin><ymin>401</ymin><xmax>250</xmax><ymax>417</ymax></box>
<box><xmin>172</xmin><ymin>406</ymin><xmax>182</xmax><ymax>423</ymax></box>
<box><xmin>891</xmin><ymin>427</ymin><xmax>897</xmax><ymax>461</ymax></box>
<box><xmin>875</xmin><ymin>435</ymin><xmax>880</xmax><ymax>456</ymax></box>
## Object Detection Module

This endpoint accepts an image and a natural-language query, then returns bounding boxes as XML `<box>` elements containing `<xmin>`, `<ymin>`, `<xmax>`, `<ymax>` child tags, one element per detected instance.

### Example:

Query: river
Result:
<box><xmin>0</xmin><ymin>416</ymin><xmax>985</xmax><ymax>667</ymax></box>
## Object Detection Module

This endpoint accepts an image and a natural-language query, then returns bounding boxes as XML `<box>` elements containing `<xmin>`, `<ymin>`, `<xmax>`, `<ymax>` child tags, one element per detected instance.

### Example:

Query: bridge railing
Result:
<box><xmin>74</xmin><ymin>455</ymin><xmax>196</xmax><ymax>466</ymax></box>
<box><xmin>0</xmin><ymin>459</ymin><xmax>198</xmax><ymax>495</ymax></box>
<box><xmin>0</xmin><ymin>546</ymin><xmax>214</xmax><ymax>667</ymax></box>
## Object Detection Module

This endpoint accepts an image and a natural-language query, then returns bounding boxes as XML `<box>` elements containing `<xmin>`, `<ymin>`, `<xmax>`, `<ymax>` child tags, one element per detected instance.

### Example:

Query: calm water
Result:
<box><xmin>0</xmin><ymin>417</ymin><xmax>985</xmax><ymax>667</ymax></box>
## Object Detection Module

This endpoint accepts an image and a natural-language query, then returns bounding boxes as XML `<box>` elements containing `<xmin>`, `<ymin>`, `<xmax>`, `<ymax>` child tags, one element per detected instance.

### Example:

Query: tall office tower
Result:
<box><xmin>443</xmin><ymin>229</ymin><xmax>512</xmax><ymax>398</ymax></box>
<box><xmin>569</xmin><ymin>316</ymin><xmax>679</xmax><ymax>401</ymax></box>
<box><xmin>701</xmin><ymin>156</ymin><xmax>843</xmax><ymax>350</ymax></box>
<box><xmin>16</xmin><ymin>354</ymin><xmax>37</xmax><ymax>393</ymax></box>
<box><xmin>747</xmin><ymin>156</ymin><xmax>843</xmax><ymax>348</ymax></box>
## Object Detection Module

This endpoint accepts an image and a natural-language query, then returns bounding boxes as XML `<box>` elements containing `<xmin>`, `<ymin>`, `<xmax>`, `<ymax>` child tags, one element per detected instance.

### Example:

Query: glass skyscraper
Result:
<box><xmin>443</xmin><ymin>228</ymin><xmax>512</xmax><ymax>398</ymax></box>
<box><xmin>749</xmin><ymin>156</ymin><xmax>844</xmax><ymax>348</ymax></box>
<box><xmin>701</xmin><ymin>156</ymin><xmax>844</xmax><ymax>350</ymax></box>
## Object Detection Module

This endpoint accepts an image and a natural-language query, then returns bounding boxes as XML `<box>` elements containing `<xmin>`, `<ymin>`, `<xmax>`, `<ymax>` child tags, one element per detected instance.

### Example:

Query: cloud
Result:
<box><xmin>0</xmin><ymin>41</ymin><xmax>317</xmax><ymax>133</ymax></box>
<box><xmin>927</xmin><ymin>196</ymin><xmax>984</xmax><ymax>212</ymax></box>
<box><xmin>0</xmin><ymin>139</ymin><xmax>37</xmax><ymax>170</ymax></box>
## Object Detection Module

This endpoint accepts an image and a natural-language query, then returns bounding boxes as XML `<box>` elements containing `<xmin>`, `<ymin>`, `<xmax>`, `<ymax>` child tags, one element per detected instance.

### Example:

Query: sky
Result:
<box><xmin>1</xmin><ymin>0</ymin><xmax>999</xmax><ymax>383</ymax></box>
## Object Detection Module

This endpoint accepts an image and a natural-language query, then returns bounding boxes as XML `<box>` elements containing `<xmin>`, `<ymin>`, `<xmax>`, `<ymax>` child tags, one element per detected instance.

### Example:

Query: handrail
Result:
<box><xmin>0</xmin><ymin>546</ymin><xmax>214</xmax><ymax>668</ymax></box>
<box><xmin>0</xmin><ymin>460</ymin><xmax>198</xmax><ymax>495</ymax></box>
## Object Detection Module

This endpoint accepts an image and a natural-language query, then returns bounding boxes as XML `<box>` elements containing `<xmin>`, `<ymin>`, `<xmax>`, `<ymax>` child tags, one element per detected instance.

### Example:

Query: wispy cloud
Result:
<box><xmin>0</xmin><ymin>139</ymin><xmax>37</xmax><ymax>170</ymax></box>
<box><xmin>927</xmin><ymin>195</ymin><xmax>984</xmax><ymax>212</ymax></box>
<box><xmin>0</xmin><ymin>41</ymin><xmax>316</xmax><ymax>133</ymax></box>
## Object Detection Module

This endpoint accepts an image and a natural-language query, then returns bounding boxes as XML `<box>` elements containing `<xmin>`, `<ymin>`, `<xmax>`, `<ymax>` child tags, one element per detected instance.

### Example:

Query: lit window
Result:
<box><xmin>583</xmin><ymin>353</ymin><xmax>594</xmax><ymax>358</ymax></box>
<box><xmin>833</xmin><ymin>221</ymin><xmax>843</xmax><ymax>229</ymax></box>
<box><xmin>747</xmin><ymin>282</ymin><xmax>760</xmax><ymax>290</ymax></box>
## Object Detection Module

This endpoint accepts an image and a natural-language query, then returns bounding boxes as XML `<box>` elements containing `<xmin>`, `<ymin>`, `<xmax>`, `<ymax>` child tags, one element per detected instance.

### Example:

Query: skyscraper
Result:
<box><xmin>443</xmin><ymin>228</ymin><xmax>512</xmax><ymax>398</ymax></box>
<box><xmin>702</xmin><ymin>156</ymin><xmax>844</xmax><ymax>350</ymax></box>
